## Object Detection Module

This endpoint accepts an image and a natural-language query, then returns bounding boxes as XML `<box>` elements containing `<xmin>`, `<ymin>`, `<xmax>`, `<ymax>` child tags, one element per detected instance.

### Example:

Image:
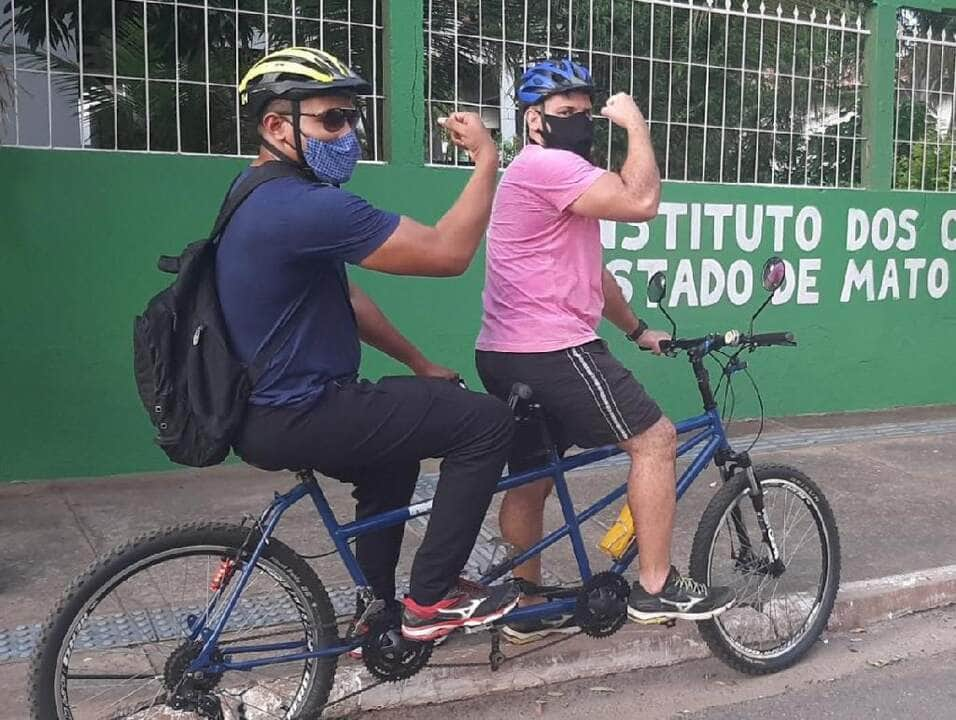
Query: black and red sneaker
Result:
<box><xmin>401</xmin><ymin>579</ymin><xmax>520</xmax><ymax>642</ymax></box>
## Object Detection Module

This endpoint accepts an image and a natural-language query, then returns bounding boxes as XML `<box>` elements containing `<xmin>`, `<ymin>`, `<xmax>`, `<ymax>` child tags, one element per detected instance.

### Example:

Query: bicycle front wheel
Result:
<box><xmin>689</xmin><ymin>464</ymin><xmax>841</xmax><ymax>675</ymax></box>
<box><xmin>30</xmin><ymin>522</ymin><xmax>338</xmax><ymax>719</ymax></box>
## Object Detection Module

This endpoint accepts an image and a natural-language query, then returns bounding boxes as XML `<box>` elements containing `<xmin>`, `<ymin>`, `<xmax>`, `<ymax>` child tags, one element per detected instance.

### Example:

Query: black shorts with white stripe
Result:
<box><xmin>475</xmin><ymin>339</ymin><xmax>664</xmax><ymax>471</ymax></box>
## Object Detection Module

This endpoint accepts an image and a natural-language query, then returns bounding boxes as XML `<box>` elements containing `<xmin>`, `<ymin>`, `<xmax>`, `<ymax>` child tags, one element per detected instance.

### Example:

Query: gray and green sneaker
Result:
<box><xmin>627</xmin><ymin>566</ymin><xmax>735</xmax><ymax>623</ymax></box>
<box><xmin>500</xmin><ymin>611</ymin><xmax>578</xmax><ymax>645</ymax></box>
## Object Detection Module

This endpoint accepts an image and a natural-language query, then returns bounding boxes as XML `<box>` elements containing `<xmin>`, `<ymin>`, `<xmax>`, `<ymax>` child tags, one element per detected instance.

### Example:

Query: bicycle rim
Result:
<box><xmin>52</xmin><ymin>543</ymin><xmax>322</xmax><ymax>719</ymax></box>
<box><xmin>705</xmin><ymin>477</ymin><xmax>834</xmax><ymax>660</ymax></box>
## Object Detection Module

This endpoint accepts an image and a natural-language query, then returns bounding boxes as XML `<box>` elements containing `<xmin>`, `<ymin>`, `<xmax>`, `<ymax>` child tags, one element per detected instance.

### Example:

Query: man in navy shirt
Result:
<box><xmin>218</xmin><ymin>47</ymin><xmax>518</xmax><ymax>642</ymax></box>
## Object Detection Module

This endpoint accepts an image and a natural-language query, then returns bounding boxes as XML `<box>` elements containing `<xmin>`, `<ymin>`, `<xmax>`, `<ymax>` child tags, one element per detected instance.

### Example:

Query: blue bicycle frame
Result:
<box><xmin>189</xmin><ymin>405</ymin><xmax>733</xmax><ymax>675</ymax></box>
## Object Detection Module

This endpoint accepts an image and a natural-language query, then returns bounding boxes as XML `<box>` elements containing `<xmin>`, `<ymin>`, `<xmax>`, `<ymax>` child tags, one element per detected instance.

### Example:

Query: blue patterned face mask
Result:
<box><xmin>303</xmin><ymin>131</ymin><xmax>361</xmax><ymax>184</ymax></box>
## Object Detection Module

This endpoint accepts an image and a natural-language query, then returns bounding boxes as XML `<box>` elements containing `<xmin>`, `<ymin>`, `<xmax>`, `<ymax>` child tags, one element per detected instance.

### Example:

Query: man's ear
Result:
<box><xmin>260</xmin><ymin>112</ymin><xmax>292</xmax><ymax>143</ymax></box>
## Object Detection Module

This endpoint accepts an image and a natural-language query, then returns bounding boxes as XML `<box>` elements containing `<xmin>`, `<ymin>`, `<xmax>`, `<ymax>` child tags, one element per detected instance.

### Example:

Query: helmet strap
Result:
<box><xmin>260</xmin><ymin>136</ymin><xmax>300</xmax><ymax>167</ymax></box>
<box><xmin>259</xmin><ymin>98</ymin><xmax>310</xmax><ymax>170</ymax></box>
<box><xmin>291</xmin><ymin>99</ymin><xmax>308</xmax><ymax>168</ymax></box>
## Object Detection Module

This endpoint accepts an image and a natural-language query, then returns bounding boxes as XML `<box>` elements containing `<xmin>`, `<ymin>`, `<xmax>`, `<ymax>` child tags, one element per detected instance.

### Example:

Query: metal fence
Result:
<box><xmin>3</xmin><ymin>1</ymin><xmax>956</xmax><ymax>192</ymax></box>
<box><xmin>425</xmin><ymin>0</ymin><xmax>870</xmax><ymax>187</ymax></box>
<box><xmin>0</xmin><ymin>0</ymin><xmax>385</xmax><ymax>159</ymax></box>
<box><xmin>894</xmin><ymin>9</ymin><xmax>956</xmax><ymax>191</ymax></box>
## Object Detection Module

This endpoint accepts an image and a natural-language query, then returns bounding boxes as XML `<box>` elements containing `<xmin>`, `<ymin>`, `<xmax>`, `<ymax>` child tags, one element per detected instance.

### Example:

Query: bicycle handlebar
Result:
<box><xmin>657</xmin><ymin>330</ymin><xmax>796</xmax><ymax>355</ymax></box>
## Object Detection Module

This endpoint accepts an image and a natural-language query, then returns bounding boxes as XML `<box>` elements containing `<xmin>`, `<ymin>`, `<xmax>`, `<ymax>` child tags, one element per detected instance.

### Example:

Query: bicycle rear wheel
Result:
<box><xmin>30</xmin><ymin>522</ymin><xmax>337</xmax><ymax>719</ymax></box>
<box><xmin>689</xmin><ymin>464</ymin><xmax>841</xmax><ymax>674</ymax></box>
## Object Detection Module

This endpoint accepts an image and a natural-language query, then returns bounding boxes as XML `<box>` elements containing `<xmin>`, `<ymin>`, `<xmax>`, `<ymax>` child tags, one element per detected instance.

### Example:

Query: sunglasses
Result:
<box><xmin>283</xmin><ymin>107</ymin><xmax>362</xmax><ymax>133</ymax></box>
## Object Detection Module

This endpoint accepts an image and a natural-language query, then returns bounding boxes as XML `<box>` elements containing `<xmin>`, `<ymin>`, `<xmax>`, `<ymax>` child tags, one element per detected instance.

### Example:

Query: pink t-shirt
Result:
<box><xmin>476</xmin><ymin>144</ymin><xmax>606</xmax><ymax>352</ymax></box>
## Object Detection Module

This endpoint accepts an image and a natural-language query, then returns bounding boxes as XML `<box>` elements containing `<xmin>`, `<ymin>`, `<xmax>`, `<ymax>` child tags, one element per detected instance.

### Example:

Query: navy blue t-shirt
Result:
<box><xmin>216</xmin><ymin>172</ymin><xmax>400</xmax><ymax>407</ymax></box>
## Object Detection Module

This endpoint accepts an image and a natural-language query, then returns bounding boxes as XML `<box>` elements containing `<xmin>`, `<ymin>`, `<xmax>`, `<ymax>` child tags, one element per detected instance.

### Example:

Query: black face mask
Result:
<box><xmin>539</xmin><ymin>111</ymin><xmax>594</xmax><ymax>161</ymax></box>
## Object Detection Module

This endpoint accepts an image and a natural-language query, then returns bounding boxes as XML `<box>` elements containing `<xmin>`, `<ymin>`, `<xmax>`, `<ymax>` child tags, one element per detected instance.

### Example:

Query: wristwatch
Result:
<box><xmin>625</xmin><ymin>319</ymin><xmax>649</xmax><ymax>343</ymax></box>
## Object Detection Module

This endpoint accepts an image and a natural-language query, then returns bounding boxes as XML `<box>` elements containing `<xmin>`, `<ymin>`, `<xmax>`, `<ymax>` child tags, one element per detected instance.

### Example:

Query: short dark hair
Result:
<box><xmin>259</xmin><ymin>97</ymin><xmax>294</xmax><ymax>125</ymax></box>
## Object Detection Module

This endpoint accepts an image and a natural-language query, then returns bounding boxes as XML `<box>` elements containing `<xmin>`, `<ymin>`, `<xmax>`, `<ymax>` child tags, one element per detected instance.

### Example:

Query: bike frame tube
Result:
<box><xmin>193</xmin><ymin>407</ymin><xmax>733</xmax><ymax>670</ymax></box>
<box><xmin>191</xmin><ymin>482</ymin><xmax>312</xmax><ymax>666</ymax></box>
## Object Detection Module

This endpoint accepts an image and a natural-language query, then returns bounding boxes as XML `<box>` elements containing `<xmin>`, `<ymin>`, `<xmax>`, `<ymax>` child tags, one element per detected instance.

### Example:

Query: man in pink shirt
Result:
<box><xmin>476</xmin><ymin>59</ymin><xmax>734</xmax><ymax>644</ymax></box>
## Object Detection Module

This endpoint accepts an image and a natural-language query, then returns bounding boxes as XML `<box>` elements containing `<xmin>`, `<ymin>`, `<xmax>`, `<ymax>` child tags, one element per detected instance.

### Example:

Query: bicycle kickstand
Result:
<box><xmin>488</xmin><ymin>628</ymin><xmax>506</xmax><ymax>672</ymax></box>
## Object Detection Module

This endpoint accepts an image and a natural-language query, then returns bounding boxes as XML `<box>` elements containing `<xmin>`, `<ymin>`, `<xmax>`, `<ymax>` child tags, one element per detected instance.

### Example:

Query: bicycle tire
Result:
<box><xmin>29</xmin><ymin>522</ymin><xmax>338</xmax><ymax>719</ymax></box>
<box><xmin>689</xmin><ymin>464</ymin><xmax>841</xmax><ymax>675</ymax></box>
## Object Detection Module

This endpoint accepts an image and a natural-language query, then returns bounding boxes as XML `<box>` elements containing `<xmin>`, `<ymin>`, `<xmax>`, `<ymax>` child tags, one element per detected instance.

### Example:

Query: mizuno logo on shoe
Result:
<box><xmin>435</xmin><ymin>598</ymin><xmax>484</xmax><ymax>619</ymax></box>
<box><xmin>659</xmin><ymin>597</ymin><xmax>703</xmax><ymax>612</ymax></box>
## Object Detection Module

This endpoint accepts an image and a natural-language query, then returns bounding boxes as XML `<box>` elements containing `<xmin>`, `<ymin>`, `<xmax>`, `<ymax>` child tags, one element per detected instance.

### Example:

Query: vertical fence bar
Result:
<box><xmin>851</xmin><ymin>13</ymin><xmax>863</xmax><ymax>187</ymax></box>
<box><xmin>608</xmin><ymin>0</ymin><xmax>615</xmax><ymax>167</ymax></box>
<box><xmin>10</xmin><ymin>0</ymin><xmax>19</xmax><ymax>145</ymax></box>
<box><xmin>684</xmin><ymin>0</ymin><xmax>693</xmax><ymax>180</ymax></box>
<box><xmin>235</xmin><ymin>6</ymin><xmax>241</xmax><ymax>155</ymax></box>
<box><xmin>44</xmin><ymin>0</ymin><xmax>51</xmax><ymax>146</ymax></box>
<box><xmin>665</xmin><ymin>2</ymin><xmax>674</xmax><ymax>176</ymax></box>
<box><xmin>385</xmin><ymin>0</ymin><xmax>424</xmax><ymax>166</ymax></box>
<box><xmin>174</xmin><ymin>0</ymin><xmax>182</xmax><ymax>152</ymax></box>
<box><xmin>819</xmin><ymin>14</ymin><xmax>831</xmax><ymax>185</ymax></box>
<box><xmin>205</xmin><ymin>0</ymin><xmax>212</xmax><ymax>153</ymax></box>
<box><xmin>702</xmin><ymin>0</ymin><xmax>714</xmax><ymax>180</ymax></box>
<box><xmin>920</xmin><ymin>27</ymin><xmax>932</xmax><ymax>189</ymax></box>
<box><xmin>453</xmin><ymin>0</ymin><xmax>460</xmax><ymax>165</ymax></box>
<box><xmin>737</xmin><ymin>1</ymin><xmax>748</xmax><ymax>183</ymax></box>
<box><xmin>370</xmin><ymin>0</ymin><xmax>377</xmax><ymax>160</ymax></box>
<box><xmin>478</xmin><ymin>0</ymin><xmax>483</xmax><ymax>144</ymax></box>
<box><xmin>143</xmin><ymin>0</ymin><xmax>150</xmax><ymax>151</ymax></box>
<box><xmin>648</xmin><ymin>0</ymin><xmax>655</xmax><ymax>133</ymax></box>
<box><xmin>770</xmin><ymin>4</ymin><xmax>781</xmax><ymax>183</ymax></box>
<box><xmin>426</xmin><ymin>0</ymin><xmax>433</xmax><ymax>163</ymax></box>
<box><xmin>629</xmin><ymin>0</ymin><xmax>636</xmax><ymax>100</ymax></box>
<box><xmin>719</xmin><ymin>0</ymin><xmax>730</xmax><ymax>181</ymax></box>
<box><xmin>907</xmin><ymin>29</ymin><xmax>917</xmax><ymax>187</ymax></box>
<box><xmin>835</xmin><ymin>13</ymin><xmax>845</xmax><ymax>185</ymax></box>
<box><xmin>803</xmin><ymin>9</ymin><xmax>814</xmax><ymax>185</ymax></box>
<box><xmin>78</xmin><ymin>0</ymin><xmax>85</xmax><ymax>146</ymax></box>
<box><xmin>754</xmin><ymin>2</ymin><xmax>764</xmax><ymax>181</ymax></box>
<box><xmin>112</xmin><ymin>0</ymin><xmax>118</xmax><ymax>149</ymax></box>
<box><xmin>787</xmin><ymin>7</ymin><xmax>798</xmax><ymax>184</ymax></box>
<box><xmin>933</xmin><ymin>32</ymin><xmax>943</xmax><ymax>191</ymax></box>
<box><xmin>948</xmin><ymin>36</ymin><xmax>956</xmax><ymax>190</ymax></box>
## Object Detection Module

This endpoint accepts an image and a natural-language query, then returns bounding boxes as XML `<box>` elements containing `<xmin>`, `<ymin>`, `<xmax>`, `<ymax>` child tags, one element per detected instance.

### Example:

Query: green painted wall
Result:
<box><xmin>1</xmin><ymin>145</ymin><xmax>954</xmax><ymax>481</ymax></box>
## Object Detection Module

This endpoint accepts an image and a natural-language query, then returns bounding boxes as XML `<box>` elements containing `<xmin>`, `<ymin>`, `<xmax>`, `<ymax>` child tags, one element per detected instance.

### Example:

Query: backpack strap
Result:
<box><xmin>210</xmin><ymin>162</ymin><xmax>321</xmax><ymax>386</ymax></box>
<box><xmin>209</xmin><ymin>161</ymin><xmax>310</xmax><ymax>241</ymax></box>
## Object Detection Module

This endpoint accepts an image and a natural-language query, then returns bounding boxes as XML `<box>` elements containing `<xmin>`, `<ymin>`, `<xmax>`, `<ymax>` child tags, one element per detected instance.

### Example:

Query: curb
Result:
<box><xmin>327</xmin><ymin>565</ymin><xmax>956</xmax><ymax>715</ymax></box>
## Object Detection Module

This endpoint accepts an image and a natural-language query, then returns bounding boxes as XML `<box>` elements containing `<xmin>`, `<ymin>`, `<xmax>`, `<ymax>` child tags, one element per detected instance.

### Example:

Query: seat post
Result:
<box><xmin>296</xmin><ymin>469</ymin><xmax>319</xmax><ymax>485</ymax></box>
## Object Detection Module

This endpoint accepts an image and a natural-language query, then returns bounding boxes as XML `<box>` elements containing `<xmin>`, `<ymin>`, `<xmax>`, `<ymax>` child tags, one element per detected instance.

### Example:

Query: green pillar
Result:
<box><xmin>861</xmin><ymin>0</ymin><xmax>898</xmax><ymax>190</ymax></box>
<box><xmin>384</xmin><ymin>0</ymin><xmax>425</xmax><ymax>167</ymax></box>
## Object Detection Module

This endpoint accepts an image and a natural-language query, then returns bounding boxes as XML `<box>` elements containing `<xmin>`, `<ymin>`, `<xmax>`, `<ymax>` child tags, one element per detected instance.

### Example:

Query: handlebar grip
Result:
<box><xmin>750</xmin><ymin>331</ymin><xmax>796</xmax><ymax>346</ymax></box>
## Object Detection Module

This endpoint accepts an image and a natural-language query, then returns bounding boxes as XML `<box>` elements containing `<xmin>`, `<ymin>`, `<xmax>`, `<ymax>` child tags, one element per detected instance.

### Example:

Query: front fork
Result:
<box><xmin>718</xmin><ymin>451</ymin><xmax>784</xmax><ymax>576</ymax></box>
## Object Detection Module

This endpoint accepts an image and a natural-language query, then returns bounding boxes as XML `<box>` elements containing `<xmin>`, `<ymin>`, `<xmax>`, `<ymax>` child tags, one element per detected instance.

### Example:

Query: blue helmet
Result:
<box><xmin>517</xmin><ymin>59</ymin><xmax>594</xmax><ymax>107</ymax></box>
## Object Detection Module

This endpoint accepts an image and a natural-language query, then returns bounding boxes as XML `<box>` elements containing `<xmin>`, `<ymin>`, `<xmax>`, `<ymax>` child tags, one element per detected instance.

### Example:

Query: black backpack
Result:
<box><xmin>133</xmin><ymin>162</ymin><xmax>311</xmax><ymax>467</ymax></box>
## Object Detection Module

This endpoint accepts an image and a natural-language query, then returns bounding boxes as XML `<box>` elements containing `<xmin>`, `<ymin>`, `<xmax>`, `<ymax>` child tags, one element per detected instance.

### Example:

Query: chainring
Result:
<box><xmin>361</xmin><ymin>618</ymin><xmax>434</xmax><ymax>682</ymax></box>
<box><xmin>574</xmin><ymin>571</ymin><xmax>630</xmax><ymax>638</ymax></box>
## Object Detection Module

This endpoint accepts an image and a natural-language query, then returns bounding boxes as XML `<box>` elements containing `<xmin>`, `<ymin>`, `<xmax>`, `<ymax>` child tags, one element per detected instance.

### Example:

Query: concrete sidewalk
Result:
<box><xmin>2</xmin><ymin>404</ymin><xmax>956</xmax><ymax>717</ymax></box>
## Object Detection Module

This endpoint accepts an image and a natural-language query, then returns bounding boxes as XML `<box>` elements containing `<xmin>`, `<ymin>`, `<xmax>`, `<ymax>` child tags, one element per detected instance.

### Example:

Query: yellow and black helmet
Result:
<box><xmin>239</xmin><ymin>47</ymin><xmax>371</xmax><ymax>120</ymax></box>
